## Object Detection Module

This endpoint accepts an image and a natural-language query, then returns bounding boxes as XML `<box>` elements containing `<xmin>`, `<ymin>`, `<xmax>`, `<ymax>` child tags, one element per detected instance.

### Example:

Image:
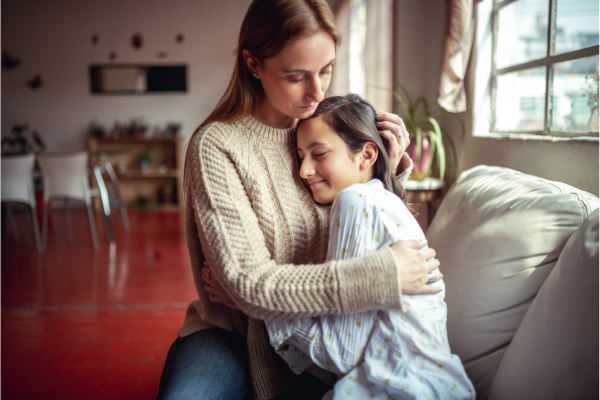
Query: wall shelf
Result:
<box><xmin>88</xmin><ymin>136</ymin><xmax>184</xmax><ymax>211</ymax></box>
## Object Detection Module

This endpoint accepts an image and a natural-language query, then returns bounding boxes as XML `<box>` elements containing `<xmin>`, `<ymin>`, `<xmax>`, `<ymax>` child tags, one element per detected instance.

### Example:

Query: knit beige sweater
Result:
<box><xmin>179</xmin><ymin>114</ymin><xmax>412</xmax><ymax>399</ymax></box>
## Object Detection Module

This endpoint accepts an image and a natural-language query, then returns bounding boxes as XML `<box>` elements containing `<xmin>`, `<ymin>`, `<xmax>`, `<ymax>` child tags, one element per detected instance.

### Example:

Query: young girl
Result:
<box><xmin>266</xmin><ymin>94</ymin><xmax>474</xmax><ymax>399</ymax></box>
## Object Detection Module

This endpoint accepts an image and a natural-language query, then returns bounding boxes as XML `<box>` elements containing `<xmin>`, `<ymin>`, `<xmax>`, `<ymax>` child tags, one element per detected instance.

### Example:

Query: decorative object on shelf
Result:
<box><xmin>138</xmin><ymin>149</ymin><xmax>152</xmax><ymax>172</ymax></box>
<box><xmin>131</xmin><ymin>33</ymin><xmax>143</xmax><ymax>50</ymax></box>
<box><xmin>126</xmin><ymin>117</ymin><xmax>149</xmax><ymax>138</ymax></box>
<box><xmin>109</xmin><ymin>51</ymin><xmax>117</xmax><ymax>61</ymax></box>
<box><xmin>383</xmin><ymin>85</ymin><xmax>464</xmax><ymax>182</ymax></box>
<box><xmin>135</xmin><ymin>193</ymin><xmax>148</xmax><ymax>208</ymax></box>
<box><xmin>26</xmin><ymin>74</ymin><xmax>43</xmax><ymax>90</ymax></box>
<box><xmin>91</xmin><ymin>34</ymin><xmax>99</xmax><ymax>45</ymax></box>
<box><xmin>175</xmin><ymin>33</ymin><xmax>184</xmax><ymax>44</ymax></box>
<box><xmin>165</xmin><ymin>122</ymin><xmax>181</xmax><ymax>139</ymax></box>
<box><xmin>156</xmin><ymin>51</ymin><xmax>168</xmax><ymax>59</ymax></box>
<box><xmin>88</xmin><ymin>121</ymin><xmax>106</xmax><ymax>138</ymax></box>
<box><xmin>2</xmin><ymin>51</ymin><xmax>22</xmax><ymax>70</ymax></box>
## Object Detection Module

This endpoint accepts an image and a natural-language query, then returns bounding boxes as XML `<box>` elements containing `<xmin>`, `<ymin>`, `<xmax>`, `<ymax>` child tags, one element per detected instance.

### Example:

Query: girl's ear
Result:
<box><xmin>360</xmin><ymin>141</ymin><xmax>379</xmax><ymax>168</ymax></box>
<box><xmin>242</xmin><ymin>49</ymin><xmax>261</xmax><ymax>77</ymax></box>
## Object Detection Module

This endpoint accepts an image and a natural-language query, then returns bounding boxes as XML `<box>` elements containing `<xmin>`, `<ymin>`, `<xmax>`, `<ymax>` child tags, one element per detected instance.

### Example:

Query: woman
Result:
<box><xmin>157</xmin><ymin>1</ymin><xmax>441</xmax><ymax>399</ymax></box>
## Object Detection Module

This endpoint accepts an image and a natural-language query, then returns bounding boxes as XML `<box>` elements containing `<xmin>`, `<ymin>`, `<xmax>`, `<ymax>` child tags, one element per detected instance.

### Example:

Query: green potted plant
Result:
<box><xmin>384</xmin><ymin>85</ymin><xmax>464</xmax><ymax>182</ymax></box>
<box><xmin>1</xmin><ymin>123</ymin><xmax>47</xmax><ymax>212</ymax></box>
<box><xmin>1</xmin><ymin>124</ymin><xmax>46</xmax><ymax>156</ymax></box>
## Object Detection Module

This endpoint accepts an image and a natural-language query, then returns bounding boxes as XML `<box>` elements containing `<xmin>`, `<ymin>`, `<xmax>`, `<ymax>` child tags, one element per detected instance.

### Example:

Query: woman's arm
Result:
<box><xmin>188</xmin><ymin>127</ymin><xmax>404</xmax><ymax>322</ymax></box>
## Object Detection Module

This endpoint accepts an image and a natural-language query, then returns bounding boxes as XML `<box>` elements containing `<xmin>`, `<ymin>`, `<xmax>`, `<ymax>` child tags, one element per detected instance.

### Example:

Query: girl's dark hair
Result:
<box><xmin>301</xmin><ymin>93</ymin><xmax>409</xmax><ymax>205</ymax></box>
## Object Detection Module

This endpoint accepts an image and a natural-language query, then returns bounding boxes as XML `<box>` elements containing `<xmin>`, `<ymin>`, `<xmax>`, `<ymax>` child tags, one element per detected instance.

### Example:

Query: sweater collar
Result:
<box><xmin>239</xmin><ymin>114</ymin><xmax>297</xmax><ymax>144</ymax></box>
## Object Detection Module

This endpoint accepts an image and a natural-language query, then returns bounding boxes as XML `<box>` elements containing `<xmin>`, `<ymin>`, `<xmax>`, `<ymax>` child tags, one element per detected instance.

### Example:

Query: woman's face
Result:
<box><xmin>297</xmin><ymin>115</ymin><xmax>365</xmax><ymax>204</ymax></box>
<box><xmin>251</xmin><ymin>30</ymin><xmax>336</xmax><ymax>128</ymax></box>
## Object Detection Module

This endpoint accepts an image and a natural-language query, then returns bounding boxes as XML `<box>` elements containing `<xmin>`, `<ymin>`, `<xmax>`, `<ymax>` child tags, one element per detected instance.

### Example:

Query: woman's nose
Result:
<box><xmin>307</xmin><ymin>76</ymin><xmax>325</xmax><ymax>103</ymax></box>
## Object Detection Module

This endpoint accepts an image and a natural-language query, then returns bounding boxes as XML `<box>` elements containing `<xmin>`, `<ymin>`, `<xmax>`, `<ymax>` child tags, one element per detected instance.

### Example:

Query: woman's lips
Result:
<box><xmin>308</xmin><ymin>180</ymin><xmax>324</xmax><ymax>188</ymax></box>
<box><xmin>299</xmin><ymin>103</ymin><xmax>318</xmax><ymax>111</ymax></box>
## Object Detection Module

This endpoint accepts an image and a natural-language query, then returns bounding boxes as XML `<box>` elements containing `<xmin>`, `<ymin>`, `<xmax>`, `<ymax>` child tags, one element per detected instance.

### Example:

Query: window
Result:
<box><xmin>474</xmin><ymin>0</ymin><xmax>599</xmax><ymax>140</ymax></box>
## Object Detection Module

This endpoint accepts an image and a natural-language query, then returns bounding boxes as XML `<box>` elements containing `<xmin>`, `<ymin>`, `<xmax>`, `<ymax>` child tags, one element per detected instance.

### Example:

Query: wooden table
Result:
<box><xmin>405</xmin><ymin>178</ymin><xmax>444</xmax><ymax>228</ymax></box>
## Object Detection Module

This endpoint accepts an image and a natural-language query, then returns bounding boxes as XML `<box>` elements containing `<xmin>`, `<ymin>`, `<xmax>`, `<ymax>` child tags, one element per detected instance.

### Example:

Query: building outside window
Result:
<box><xmin>474</xmin><ymin>0</ymin><xmax>599</xmax><ymax>140</ymax></box>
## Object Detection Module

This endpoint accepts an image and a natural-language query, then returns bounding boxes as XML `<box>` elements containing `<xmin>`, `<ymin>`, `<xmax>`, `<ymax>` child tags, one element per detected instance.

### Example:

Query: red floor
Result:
<box><xmin>2</xmin><ymin>209</ymin><xmax>198</xmax><ymax>399</ymax></box>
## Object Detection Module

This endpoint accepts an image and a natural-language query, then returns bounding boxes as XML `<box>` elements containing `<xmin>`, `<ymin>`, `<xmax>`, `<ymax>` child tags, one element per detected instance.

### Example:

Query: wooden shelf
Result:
<box><xmin>88</xmin><ymin>136</ymin><xmax>184</xmax><ymax>211</ymax></box>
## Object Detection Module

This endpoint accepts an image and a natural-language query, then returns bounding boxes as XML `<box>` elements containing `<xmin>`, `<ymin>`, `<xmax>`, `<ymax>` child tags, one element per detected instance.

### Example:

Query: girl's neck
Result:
<box><xmin>253</xmin><ymin>97</ymin><xmax>298</xmax><ymax>129</ymax></box>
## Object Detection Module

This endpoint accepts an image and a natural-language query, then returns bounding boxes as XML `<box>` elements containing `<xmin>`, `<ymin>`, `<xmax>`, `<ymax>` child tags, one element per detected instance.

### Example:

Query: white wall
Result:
<box><xmin>2</xmin><ymin>0</ymin><xmax>252</xmax><ymax>151</ymax></box>
<box><xmin>393</xmin><ymin>0</ymin><xmax>599</xmax><ymax>196</ymax></box>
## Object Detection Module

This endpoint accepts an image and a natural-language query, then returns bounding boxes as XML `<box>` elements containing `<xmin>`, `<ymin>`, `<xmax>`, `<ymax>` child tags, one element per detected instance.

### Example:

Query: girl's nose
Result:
<box><xmin>299</xmin><ymin>158</ymin><xmax>313</xmax><ymax>179</ymax></box>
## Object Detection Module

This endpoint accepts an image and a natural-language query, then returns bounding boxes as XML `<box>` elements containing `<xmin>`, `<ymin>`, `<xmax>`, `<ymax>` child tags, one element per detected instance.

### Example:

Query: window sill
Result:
<box><xmin>472</xmin><ymin>131</ymin><xmax>599</xmax><ymax>143</ymax></box>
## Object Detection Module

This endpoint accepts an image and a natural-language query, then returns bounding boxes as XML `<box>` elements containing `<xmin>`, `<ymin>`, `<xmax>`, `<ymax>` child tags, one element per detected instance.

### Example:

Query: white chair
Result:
<box><xmin>38</xmin><ymin>152</ymin><xmax>99</xmax><ymax>250</ymax></box>
<box><xmin>1</xmin><ymin>154</ymin><xmax>43</xmax><ymax>253</ymax></box>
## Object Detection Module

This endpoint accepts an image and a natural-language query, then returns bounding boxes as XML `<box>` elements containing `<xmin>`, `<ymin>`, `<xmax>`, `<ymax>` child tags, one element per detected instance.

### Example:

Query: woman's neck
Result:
<box><xmin>253</xmin><ymin>97</ymin><xmax>298</xmax><ymax>129</ymax></box>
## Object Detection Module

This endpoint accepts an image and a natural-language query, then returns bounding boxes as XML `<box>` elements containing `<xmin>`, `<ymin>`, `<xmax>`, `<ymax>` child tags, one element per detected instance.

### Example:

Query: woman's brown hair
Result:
<box><xmin>184</xmin><ymin>0</ymin><xmax>340</xmax><ymax>192</ymax></box>
<box><xmin>300</xmin><ymin>93</ymin><xmax>409</xmax><ymax>206</ymax></box>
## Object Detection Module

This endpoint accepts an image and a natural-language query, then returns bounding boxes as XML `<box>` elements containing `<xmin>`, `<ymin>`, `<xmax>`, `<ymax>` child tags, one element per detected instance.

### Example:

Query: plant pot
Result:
<box><xmin>407</xmin><ymin>135</ymin><xmax>432</xmax><ymax>180</ymax></box>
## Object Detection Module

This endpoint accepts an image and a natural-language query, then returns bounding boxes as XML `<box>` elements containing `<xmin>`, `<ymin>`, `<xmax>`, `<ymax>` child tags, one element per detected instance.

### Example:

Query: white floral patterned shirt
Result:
<box><xmin>266</xmin><ymin>179</ymin><xmax>474</xmax><ymax>399</ymax></box>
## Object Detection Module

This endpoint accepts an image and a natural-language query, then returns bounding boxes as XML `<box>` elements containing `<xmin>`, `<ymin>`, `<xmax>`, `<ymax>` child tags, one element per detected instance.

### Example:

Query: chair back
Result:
<box><xmin>38</xmin><ymin>152</ymin><xmax>91</xmax><ymax>204</ymax></box>
<box><xmin>1</xmin><ymin>153</ymin><xmax>36</xmax><ymax>207</ymax></box>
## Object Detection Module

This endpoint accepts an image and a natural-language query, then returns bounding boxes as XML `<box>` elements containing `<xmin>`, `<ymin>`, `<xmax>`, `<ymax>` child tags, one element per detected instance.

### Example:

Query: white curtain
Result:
<box><xmin>332</xmin><ymin>0</ymin><xmax>393</xmax><ymax>113</ymax></box>
<box><xmin>365</xmin><ymin>0</ymin><xmax>393</xmax><ymax>113</ymax></box>
<box><xmin>437</xmin><ymin>0</ymin><xmax>477</xmax><ymax>113</ymax></box>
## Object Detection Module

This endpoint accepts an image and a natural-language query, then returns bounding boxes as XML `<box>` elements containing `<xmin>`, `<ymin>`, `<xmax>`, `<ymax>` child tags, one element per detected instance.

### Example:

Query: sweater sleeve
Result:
<box><xmin>187</xmin><ymin>126</ymin><xmax>404</xmax><ymax>321</ymax></box>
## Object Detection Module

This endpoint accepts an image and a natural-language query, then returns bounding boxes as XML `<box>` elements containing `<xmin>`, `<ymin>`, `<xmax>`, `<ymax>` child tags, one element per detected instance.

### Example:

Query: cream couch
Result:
<box><xmin>426</xmin><ymin>165</ymin><xmax>599</xmax><ymax>400</ymax></box>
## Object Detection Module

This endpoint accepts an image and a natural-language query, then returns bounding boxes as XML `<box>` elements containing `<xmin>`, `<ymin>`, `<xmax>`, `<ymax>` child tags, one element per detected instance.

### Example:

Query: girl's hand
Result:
<box><xmin>376</xmin><ymin>112</ymin><xmax>410</xmax><ymax>174</ymax></box>
<box><xmin>201</xmin><ymin>261</ymin><xmax>239</xmax><ymax>309</ymax></box>
<box><xmin>390</xmin><ymin>240</ymin><xmax>442</xmax><ymax>295</ymax></box>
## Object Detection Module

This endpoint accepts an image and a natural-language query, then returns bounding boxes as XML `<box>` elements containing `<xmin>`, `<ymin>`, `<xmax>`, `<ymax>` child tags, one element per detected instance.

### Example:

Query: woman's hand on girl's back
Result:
<box><xmin>376</xmin><ymin>112</ymin><xmax>410</xmax><ymax>174</ymax></box>
<box><xmin>390</xmin><ymin>240</ymin><xmax>442</xmax><ymax>295</ymax></box>
<box><xmin>201</xmin><ymin>262</ymin><xmax>239</xmax><ymax>309</ymax></box>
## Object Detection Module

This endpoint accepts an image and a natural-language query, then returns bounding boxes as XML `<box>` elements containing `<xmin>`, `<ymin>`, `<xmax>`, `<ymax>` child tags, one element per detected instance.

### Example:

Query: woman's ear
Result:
<box><xmin>242</xmin><ymin>49</ymin><xmax>261</xmax><ymax>78</ymax></box>
<box><xmin>360</xmin><ymin>141</ymin><xmax>379</xmax><ymax>168</ymax></box>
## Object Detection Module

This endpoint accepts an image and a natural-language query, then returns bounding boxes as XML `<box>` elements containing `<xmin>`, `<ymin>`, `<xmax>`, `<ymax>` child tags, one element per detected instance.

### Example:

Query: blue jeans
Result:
<box><xmin>157</xmin><ymin>328</ymin><xmax>331</xmax><ymax>400</ymax></box>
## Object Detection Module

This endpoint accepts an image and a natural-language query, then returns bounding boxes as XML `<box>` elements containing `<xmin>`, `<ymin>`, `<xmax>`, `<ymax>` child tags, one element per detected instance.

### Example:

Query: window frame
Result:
<box><xmin>473</xmin><ymin>0</ymin><xmax>599</xmax><ymax>142</ymax></box>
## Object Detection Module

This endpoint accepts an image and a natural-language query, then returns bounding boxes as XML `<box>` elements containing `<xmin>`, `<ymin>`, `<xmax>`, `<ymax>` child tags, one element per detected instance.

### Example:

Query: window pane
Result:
<box><xmin>554</xmin><ymin>0</ymin><xmax>599</xmax><ymax>55</ymax></box>
<box><xmin>550</xmin><ymin>55</ymin><xmax>599</xmax><ymax>132</ymax></box>
<box><xmin>495</xmin><ymin>67</ymin><xmax>546</xmax><ymax>131</ymax></box>
<box><xmin>497</xmin><ymin>0</ymin><xmax>548</xmax><ymax>69</ymax></box>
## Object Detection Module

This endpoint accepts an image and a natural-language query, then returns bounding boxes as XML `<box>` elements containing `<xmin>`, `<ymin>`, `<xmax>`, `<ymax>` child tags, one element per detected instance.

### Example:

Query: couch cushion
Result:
<box><xmin>488</xmin><ymin>209</ymin><xmax>599</xmax><ymax>400</ymax></box>
<box><xmin>425</xmin><ymin>165</ymin><xmax>598</xmax><ymax>399</ymax></box>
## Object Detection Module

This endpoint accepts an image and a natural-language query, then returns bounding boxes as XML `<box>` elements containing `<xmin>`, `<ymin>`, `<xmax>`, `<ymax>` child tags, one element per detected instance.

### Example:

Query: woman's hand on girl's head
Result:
<box><xmin>389</xmin><ymin>240</ymin><xmax>442</xmax><ymax>295</ymax></box>
<box><xmin>202</xmin><ymin>262</ymin><xmax>239</xmax><ymax>309</ymax></box>
<box><xmin>376</xmin><ymin>112</ymin><xmax>410</xmax><ymax>174</ymax></box>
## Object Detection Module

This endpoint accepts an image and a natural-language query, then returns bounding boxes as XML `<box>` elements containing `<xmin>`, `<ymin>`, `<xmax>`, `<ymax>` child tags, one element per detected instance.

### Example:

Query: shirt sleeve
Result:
<box><xmin>187</xmin><ymin>127</ymin><xmax>404</xmax><ymax>321</ymax></box>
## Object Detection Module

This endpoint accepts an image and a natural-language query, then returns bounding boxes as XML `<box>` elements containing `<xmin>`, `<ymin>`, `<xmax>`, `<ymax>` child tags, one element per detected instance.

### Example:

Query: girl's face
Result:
<box><xmin>248</xmin><ymin>30</ymin><xmax>336</xmax><ymax>128</ymax></box>
<box><xmin>297</xmin><ymin>115</ymin><xmax>368</xmax><ymax>204</ymax></box>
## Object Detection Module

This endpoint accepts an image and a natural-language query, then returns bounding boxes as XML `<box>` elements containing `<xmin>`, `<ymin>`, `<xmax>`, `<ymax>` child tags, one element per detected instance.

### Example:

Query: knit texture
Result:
<box><xmin>179</xmin><ymin>114</ymin><xmax>411</xmax><ymax>399</ymax></box>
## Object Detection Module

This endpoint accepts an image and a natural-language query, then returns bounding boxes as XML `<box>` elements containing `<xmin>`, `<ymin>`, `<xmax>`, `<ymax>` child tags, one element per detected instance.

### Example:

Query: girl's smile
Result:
<box><xmin>297</xmin><ymin>115</ymin><xmax>372</xmax><ymax>204</ymax></box>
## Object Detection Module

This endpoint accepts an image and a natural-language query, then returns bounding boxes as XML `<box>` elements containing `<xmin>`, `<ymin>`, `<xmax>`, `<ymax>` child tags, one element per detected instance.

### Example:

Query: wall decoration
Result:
<box><xmin>2</xmin><ymin>51</ymin><xmax>22</xmax><ymax>70</ymax></box>
<box><xmin>131</xmin><ymin>33</ymin><xmax>143</xmax><ymax>50</ymax></box>
<box><xmin>109</xmin><ymin>51</ymin><xmax>117</xmax><ymax>61</ymax></box>
<box><xmin>175</xmin><ymin>34</ymin><xmax>184</xmax><ymax>44</ymax></box>
<box><xmin>92</xmin><ymin>34</ymin><xmax>99</xmax><ymax>45</ymax></box>
<box><xmin>26</xmin><ymin>74</ymin><xmax>42</xmax><ymax>90</ymax></box>
<box><xmin>156</xmin><ymin>51</ymin><xmax>168</xmax><ymax>59</ymax></box>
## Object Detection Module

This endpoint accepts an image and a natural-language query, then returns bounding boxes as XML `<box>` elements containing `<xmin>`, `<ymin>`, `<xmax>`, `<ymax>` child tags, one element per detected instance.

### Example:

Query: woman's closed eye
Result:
<box><xmin>314</xmin><ymin>152</ymin><xmax>327</xmax><ymax>157</ymax></box>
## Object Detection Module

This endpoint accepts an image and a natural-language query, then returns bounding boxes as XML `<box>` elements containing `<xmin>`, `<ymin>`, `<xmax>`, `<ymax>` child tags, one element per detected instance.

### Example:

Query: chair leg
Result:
<box><xmin>28</xmin><ymin>205</ymin><xmax>43</xmax><ymax>253</ymax></box>
<box><xmin>106</xmin><ymin>163</ymin><xmax>130</xmax><ymax>233</ymax></box>
<box><xmin>25</xmin><ymin>206</ymin><xmax>33</xmax><ymax>246</ymax></box>
<box><xmin>86</xmin><ymin>203</ymin><xmax>99</xmax><ymax>251</ymax></box>
<box><xmin>65</xmin><ymin>199</ymin><xmax>73</xmax><ymax>242</ymax></box>
<box><xmin>92</xmin><ymin>165</ymin><xmax>114</xmax><ymax>241</ymax></box>
<box><xmin>42</xmin><ymin>201</ymin><xmax>49</xmax><ymax>251</ymax></box>
<box><xmin>7</xmin><ymin>204</ymin><xmax>20</xmax><ymax>244</ymax></box>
